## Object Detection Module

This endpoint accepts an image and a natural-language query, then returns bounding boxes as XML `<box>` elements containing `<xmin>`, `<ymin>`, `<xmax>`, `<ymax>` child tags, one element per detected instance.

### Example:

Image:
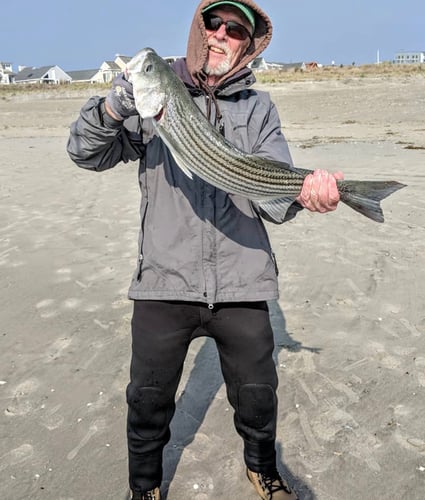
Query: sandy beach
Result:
<box><xmin>1</xmin><ymin>74</ymin><xmax>424</xmax><ymax>499</ymax></box>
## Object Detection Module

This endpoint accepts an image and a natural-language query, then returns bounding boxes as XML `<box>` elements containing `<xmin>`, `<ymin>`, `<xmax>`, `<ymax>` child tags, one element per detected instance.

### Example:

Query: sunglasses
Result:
<box><xmin>203</xmin><ymin>13</ymin><xmax>253</xmax><ymax>41</ymax></box>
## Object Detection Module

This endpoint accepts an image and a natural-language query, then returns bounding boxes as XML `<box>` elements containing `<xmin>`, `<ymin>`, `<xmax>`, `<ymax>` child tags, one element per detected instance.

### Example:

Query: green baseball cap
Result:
<box><xmin>202</xmin><ymin>2</ymin><xmax>256</xmax><ymax>31</ymax></box>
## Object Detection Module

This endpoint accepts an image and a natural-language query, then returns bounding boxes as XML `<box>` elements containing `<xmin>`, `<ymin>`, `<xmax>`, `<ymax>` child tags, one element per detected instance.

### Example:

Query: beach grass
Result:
<box><xmin>255</xmin><ymin>62</ymin><xmax>425</xmax><ymax>83</ymax></box>
<box><xmin>1</xmin><ymin>63</ymin><xmax>424</xmax><ymax>98</ymax></box>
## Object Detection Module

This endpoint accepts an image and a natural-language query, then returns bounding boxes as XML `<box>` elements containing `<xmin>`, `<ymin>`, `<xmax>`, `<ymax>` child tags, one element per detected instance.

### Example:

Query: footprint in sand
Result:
<box><xmin>0</xmin><ymin>444</ymin><xmax>34</xmax><ymax>473</ymax></box>
<box><xmin>414</xmin><ymin>356</ymin><xmax>425</xmax><ymax>386</ymax></box>
<box><xmin>35</xmin><ymin>298</ymin><xmax>58</xmax><ymax>319</ymax></box>
<box><xmin>54</xmin><ymin>267</ymin><xmax>72</xmax><ymax>283</ymax></box>
<box><xmin>61</xmin><ymin>298</ymin><xmax>82</xmax><ymax>310</ymax></box>
<box><xmin>39</xmin><ymin>403</ymin><xmax>65</xmax><ymax>430</ymax></box>
<box><xmin>67</xmin><ymin>418</ymin><xmax>107</xmax><ymax>460</ymax></box>
<box><xmin>367</xmin><ymin>341</ymin><xmax>402</xmax><ymax>371</ymax></box>
<box><xmin>44</xmin><ymin>337</ymin><xmax>72</xmax><ymax>363</ymax></box>
<box><xmin>4</xmin><ymin>378</ymin><xmax>40</xmax><ymax>417</ymax></box>
<box><xmin>36</xmin><ymin>296</ymin><xmax>82</xmax><ymax>319</ymax></box>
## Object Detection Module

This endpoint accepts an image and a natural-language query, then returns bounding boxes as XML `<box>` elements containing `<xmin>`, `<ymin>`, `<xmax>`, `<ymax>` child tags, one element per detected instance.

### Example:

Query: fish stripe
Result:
<box><xmin>167</xmin><ymin>97</ymin><xmax>303</xmax><ymax>197</ymax></box>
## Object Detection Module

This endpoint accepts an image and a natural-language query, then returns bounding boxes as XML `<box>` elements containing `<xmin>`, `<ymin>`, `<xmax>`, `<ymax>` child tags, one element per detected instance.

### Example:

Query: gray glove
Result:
<box><xmin>105</xmin><ymin>72</ymin><xmax>138</xmax><ymax>120</ymax></box>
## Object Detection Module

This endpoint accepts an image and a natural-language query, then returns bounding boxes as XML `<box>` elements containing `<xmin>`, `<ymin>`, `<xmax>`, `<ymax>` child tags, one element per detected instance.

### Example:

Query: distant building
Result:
<box><xmin>0</xmin><ymin>61</ymin><xmax>15</xmax><ymax>84</ymax></box>
<box><xmin>67</xmin><ymin>56</ymin><xmax>130</xmax><ymax>84</ymax></box>
<box><xmin>249</xmin><ymin>57</ymin><xmax>269</xmax><ymax>71</ymax></box>
<box><xmin>248</xmin><ymin>57</ymin><xmax>307</xmax><ymax>72</ymax></box>
<box><xmin>278</xmin><ymin>62</ymin><xmax>306</xmax><ymax>71</ymax></box>
<box><xmin>114</xmin><ymin>55</ymin><xmax>132</xmax><ymax>70</ymax></box>
<box><xmin>163</xmin><ymin>56</ymin><xmax>184</xmax><ymax>65</ymax></box>
<box><xmin>97</xmin><ymin>60</ymin><xmax>121</xmax><ymax>83</ymax></box>
<box><xmin>394</xmin><ymin>51</ymin><xmax>425</xmax><ymax>64</ymax></box>
<box><xmin>66</xmin><ymin>69</ymin><xmax>100</xmax><ymax>84</ymax></box>
<box><xmin>14</xmin><ymin>65</ymin><xmax>71</xmax><ymax>84</ymax></box>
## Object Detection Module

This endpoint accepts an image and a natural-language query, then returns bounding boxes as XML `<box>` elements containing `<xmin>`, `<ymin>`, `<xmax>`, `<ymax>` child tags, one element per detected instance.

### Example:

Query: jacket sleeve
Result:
<box><xmin>251</xmin><ymin>95</ymin><xmax>304</xmax><ymax>223</ymax></box>
<box><xmin>67</xmin><ymin>96</ymin><xmax>145</xmax><ymax>172</ymax></box>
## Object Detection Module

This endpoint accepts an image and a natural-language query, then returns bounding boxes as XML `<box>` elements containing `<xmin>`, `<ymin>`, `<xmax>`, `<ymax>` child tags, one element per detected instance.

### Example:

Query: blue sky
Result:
<box><xmin>2</xmin><ymin>0</ymin><xmax>423</xmax><ymax>71</ymax></box>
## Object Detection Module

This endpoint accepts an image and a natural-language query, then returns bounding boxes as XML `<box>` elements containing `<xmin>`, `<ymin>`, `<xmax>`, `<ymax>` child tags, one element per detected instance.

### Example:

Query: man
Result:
<box><xmin>67</xmin><ymin>1</ymin><xmax>342</xmax><ymax>499</ymax></box>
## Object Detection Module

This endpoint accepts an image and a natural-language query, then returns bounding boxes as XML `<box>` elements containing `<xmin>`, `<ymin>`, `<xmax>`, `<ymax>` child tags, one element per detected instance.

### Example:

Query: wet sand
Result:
<box><xmin>0</xmin><ymin>75</ymin><xmax>424</xmax><ymax>499</ymax></box>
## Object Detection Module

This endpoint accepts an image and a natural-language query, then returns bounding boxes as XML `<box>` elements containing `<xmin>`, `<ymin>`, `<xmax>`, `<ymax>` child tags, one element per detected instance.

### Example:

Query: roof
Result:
<box><xmin>15</xmin><ymin>65</ymin><xmax>54</xmax><ymax>81</ymax></box>
<box><xmin>116</xmin><ymin>55</ymin><xmax>132</xmax><ymax>63</ymax></box>
<box><xmin>278</xmin><ymin>62</ymin><xmax>305</xmax><ymax>70</ymax></box>
<box><xmin>67</xmin><ymin>69</ymin><xmax>99</xmax><ymax>81</ymax></box>
<box><xmin>103</xmin><ymin>61</ymin><xmax>121</xmax><ymax>70</ymax></box>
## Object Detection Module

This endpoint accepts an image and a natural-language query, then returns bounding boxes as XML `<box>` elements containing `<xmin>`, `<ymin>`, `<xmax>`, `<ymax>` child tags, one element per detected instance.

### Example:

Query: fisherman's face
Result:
<box><xmin>203</xmin><ymin>6</ymin><xmax>252</xmax><ymax>83</ymax></box>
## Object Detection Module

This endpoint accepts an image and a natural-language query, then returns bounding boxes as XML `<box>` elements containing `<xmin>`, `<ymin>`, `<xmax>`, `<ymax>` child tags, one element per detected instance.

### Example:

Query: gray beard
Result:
<box><xmin>203</xmin><ymin>58</ymin><xmax>232</xmax><ymax>76</ymax></box>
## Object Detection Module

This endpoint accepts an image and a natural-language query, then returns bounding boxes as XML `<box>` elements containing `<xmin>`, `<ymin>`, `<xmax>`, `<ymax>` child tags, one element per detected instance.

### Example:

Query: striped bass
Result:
<box><xmin>127</xmin><ymin>47</ymin><xmax>405</xmax><ymax>223</ymax></box>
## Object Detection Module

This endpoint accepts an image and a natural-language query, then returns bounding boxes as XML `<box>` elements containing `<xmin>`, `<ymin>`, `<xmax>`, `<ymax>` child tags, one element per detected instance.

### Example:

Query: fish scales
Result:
<box><xmin>165</xmin><ymin>78</ymin><xmax>304</xmax><ymax>198</ymax></box>
<box><xmin>127</xmin><ymin>48</ymin><xmax>406</xmax><ymax>223</ymax></box>
<box><xmin>168</xmin><ymin>100</ymin><xmax>228</xmax><ymax>179</ymax></box>
<box><xmin>170</xmin><ymin>110</ymin><xmax>304</xmax><ymax>198</ymax></box>
<box><xmin>168</xmin><ymin>99</ymin><xmax>255</xmax><ymax>190</ymax></box>
<box><xmin>166</xmin><ymin>72</ymin><xmax>306</xmax><ymax>196</ymax></box>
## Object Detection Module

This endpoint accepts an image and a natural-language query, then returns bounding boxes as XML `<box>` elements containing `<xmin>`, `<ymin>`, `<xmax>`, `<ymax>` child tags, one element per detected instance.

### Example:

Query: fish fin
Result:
<box><xmin>168</xmin><ymin>147</ymin><xmax>193</xmax><ymax>179</ymax></box>
<box><xmin>176</xmin><ymin>162</ymin><xmax>194</xmax><ymax>180</ymax></box>
<box><xmin>291</xmin><ymin>166</ymin><xmax>314</xmax><ymax>177</ymax></box>
<box><xmin>254</xmin><ymin>197</ymin><xmax>299</xmax><ymax>224</ymax></box>
<box><xmin>339</xmin><ymin>180</ymin><xmax>406</xmax><ymax>223</ymax></box>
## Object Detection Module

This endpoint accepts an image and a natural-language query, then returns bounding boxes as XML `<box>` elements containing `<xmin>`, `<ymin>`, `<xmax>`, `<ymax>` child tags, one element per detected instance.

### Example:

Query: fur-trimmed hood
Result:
<box><xmin>186</xmin><ymin>0</ymin><xmax>273</xmax><ymax>87</ymax></box>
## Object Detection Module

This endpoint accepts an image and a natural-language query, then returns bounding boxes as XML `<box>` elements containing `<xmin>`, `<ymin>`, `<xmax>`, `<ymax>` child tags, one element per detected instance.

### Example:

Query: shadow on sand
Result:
<box><xmin>161</xmin><ymin>300</ymin><xmax>320</xmax><ymax>499</ymax></box>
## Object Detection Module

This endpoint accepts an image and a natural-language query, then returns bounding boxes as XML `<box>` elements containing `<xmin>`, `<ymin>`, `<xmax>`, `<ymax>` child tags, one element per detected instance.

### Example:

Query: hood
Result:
<box><xmin>186</xmin><ymin>0</ymin><xmax>272</xmax><ymax>88</ymax></box>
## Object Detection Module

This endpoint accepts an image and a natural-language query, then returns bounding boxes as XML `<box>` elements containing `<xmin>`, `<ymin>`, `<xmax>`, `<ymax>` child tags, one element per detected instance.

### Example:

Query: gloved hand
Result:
<box><xmin>105</xmin><ymin>72</ymin><xmax>138</xmax><ymax>120</ymax></box>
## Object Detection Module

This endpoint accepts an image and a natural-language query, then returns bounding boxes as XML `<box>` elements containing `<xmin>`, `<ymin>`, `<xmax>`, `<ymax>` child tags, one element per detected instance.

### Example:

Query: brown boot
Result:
<box><xmin>247</xmin><ymin>468</ymin><xmax>298</xmax><ymax>500</ymax></box>
<box><xmin>130</xmin><ymin>487</ymin><xmax>161</xmax><ymax>500</ymax></box>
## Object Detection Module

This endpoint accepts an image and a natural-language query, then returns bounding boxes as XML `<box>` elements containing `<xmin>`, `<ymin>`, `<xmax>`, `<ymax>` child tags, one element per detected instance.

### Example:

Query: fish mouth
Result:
<box><xmin>154</xmin><ymin>107</ymin><xmax>164</xmax><ymax>122</ymax></box>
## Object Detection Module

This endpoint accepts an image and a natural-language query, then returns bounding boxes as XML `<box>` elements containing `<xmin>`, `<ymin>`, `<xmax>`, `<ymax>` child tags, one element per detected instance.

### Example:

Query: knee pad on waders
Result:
<box><xmin>237</xmin><ymin>383</ymin><xmax>277</xmax><ymax>430</ymax></box>
<box><xmin>126</xmin><ymin>385</ymin><xmax>171</xmax><ymax>440</ymax></box>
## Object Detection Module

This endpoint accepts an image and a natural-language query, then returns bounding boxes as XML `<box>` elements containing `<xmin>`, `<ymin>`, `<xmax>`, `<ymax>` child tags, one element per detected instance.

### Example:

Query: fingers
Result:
<box><xmin>106</xmin><ymin>72</ymin><xmax>137</xmax><ymax>120</ymax></box>
<box><xmin>296</xmin><ymin>169</ymin><xmax>342</xmax><ymax>213</ymax></box>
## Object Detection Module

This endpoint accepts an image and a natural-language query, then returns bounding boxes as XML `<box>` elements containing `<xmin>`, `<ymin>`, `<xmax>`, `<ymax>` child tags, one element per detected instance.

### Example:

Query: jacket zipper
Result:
<box><xmin>137</xmin><ymin>200</ymin><xmax>149</xmax><ymax>282</ymax></box>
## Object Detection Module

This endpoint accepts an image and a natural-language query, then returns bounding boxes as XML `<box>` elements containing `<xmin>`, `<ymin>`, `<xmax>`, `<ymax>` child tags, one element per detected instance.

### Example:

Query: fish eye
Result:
<box><xmin>145</xmin><ymin>64</ymin><xmax>153</xmax><ymax>73</ymax></box>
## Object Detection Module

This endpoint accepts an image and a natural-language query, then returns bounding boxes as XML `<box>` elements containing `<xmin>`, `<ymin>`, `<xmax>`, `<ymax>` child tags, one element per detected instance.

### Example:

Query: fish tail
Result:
<box><xmin>339</xmin><ymin>180</ymin><xmax>406</xmax><ymax>222</ymax></box>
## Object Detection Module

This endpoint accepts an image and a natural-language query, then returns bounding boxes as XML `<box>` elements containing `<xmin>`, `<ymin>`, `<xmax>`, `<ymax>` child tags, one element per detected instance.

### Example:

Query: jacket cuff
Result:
<box><xmin>99</xmin><ymin>99</ymin><xmax>123</xmax><ymax>129</ymax></box>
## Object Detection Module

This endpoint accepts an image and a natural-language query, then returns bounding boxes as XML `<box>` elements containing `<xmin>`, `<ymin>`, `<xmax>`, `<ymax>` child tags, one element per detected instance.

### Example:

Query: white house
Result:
<box><xmin>249</xmin><ymin>57</ymin><xmax>269</xmax><ymax>71</ymax></box>
<box><xmin>248</xmin><ymin>57</ymin><xmax>306</xmax><ymax>72</ymax></box>
<box><xmin>162</xmin><ymin>56</ymin><xmax>184</xmax><ymax>65</ymax></box>
<box><xmin>66</xmin><ymin>69</ymin><xmax>101</xmax><ymax>84</ymax></box>
<box><xmin>67</xmin><ymin>56</ymin><xmax>129</xmax><ymax>85</ymax></box>
<box><xmin>14</xmin><ymin>65</ymin><xmax>71</xmax><ymax>84</ymax></box>
<box><xmin>0</xmin><ymin>61</ymin><xmax>14</xmax><ymax>84</ymax></box>
<box><xmin>394</xmin><ymin>51</ymin><xmax>425</xmax><ymax>64</ymax></box>
<box><xmin>96</xmin><ymin>60</ymin><xmax>121</xmax><ymax>83</ymax></box>
<box><xmin>114</xmin><ymin>55</ymin><xmax>132</xmax><ymax>70</ymax></box>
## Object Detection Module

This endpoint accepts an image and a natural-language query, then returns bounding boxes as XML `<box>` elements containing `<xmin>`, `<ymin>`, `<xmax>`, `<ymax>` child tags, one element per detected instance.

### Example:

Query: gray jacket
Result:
<box><xmin>67</xmin><ymin>64</ymin><xmax>299</xmax><ymax>305</ymax></box>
